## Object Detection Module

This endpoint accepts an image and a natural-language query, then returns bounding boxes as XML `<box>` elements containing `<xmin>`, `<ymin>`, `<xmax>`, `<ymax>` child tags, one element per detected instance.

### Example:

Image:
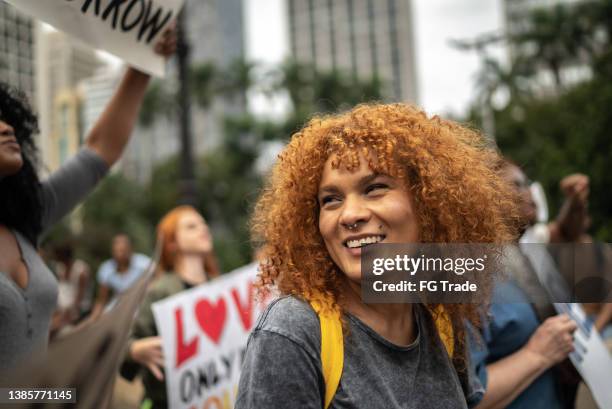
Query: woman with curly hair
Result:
<box><xmin>236</xmin><ymin>103</ymin><xmax>521</xmax><ymax>409</ymax></box>
<box><xmin>121</xmin><ymin>205</ymin><xmax>219</xmax><ymax>409</ymax></box>
<box><xmin>0</xmin><ymin>29</ymin><xmax>176</xmax><ymax>371</ymax></box>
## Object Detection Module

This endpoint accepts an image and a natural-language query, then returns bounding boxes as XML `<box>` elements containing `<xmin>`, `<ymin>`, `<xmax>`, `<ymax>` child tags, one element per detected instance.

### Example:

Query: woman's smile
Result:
<box><xmin>318</xmin><ymin>153</ymin><xmax>419</xmax><ymax>282</ymax></box>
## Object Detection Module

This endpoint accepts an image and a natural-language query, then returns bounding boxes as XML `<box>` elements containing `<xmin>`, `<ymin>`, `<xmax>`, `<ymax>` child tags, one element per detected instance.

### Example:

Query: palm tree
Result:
<box><xmin>216</xmin><ymin>59</ymin><xmax>256</xmax><ymax>110</ymax></box>
<box><xmin>138</xmin><ymin>62</ymin><xmax>218</xmax><ymax>129</ymax></box>
<box><xmin>517</xmin><ymin>5</ymin><xmax>579</xmax><ymax>88</ymax></box>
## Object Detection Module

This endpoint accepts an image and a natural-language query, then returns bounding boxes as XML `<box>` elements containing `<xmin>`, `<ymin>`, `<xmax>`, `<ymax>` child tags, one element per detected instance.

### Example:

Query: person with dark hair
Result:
<box><xmin>51</xmin><ymin>240</ymin><xmax>92</xmax><ymax>335</ymax></box>
<box><xmin>469</xmin><ymin>161</ymin><xmax>585</xmax><ymax>409</ymax></box>
<box><xmin>0</xmin><ymin>28</ymin><xmax>176</xmax><ymax>371</ymax></box>
<box><xmin>88</xmin><ymin>233</ymin><xmax>151</xmax><ymax>320</ymax></box>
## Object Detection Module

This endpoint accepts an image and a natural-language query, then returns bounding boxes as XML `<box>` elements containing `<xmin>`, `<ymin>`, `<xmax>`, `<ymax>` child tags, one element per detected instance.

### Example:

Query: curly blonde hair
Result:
<box><xmin>251</xmin><ymin>103</ymin><xmax>521</xmax><ymax>332</ymax></box>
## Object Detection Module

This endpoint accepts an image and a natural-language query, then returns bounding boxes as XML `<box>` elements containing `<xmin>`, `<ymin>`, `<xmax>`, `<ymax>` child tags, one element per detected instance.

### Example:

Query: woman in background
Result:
<box><xmin>122</xmin><ymin>205</ymin><xmax>219</xmax><ymax>409</ymax></box>
<box><xmin>0</xmin><ymin>27</ymin><xmax>176</xmax><ymax>371</ymax></box>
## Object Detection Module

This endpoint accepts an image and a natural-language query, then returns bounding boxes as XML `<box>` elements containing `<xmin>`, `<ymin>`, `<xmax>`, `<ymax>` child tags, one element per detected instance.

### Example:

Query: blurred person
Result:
<box><xmin>120</xmin><ymin>205</ymin><xmax>219</xmax><ymax>409</ymax></box>
<box><xmin>88</xmin><ymin>234</ymin><xmax>151</xmax><ymax>320</ymax></box>
<box><xmin>0</xmin><ymin>27</ymin><xmax>177</xmax><ymax>371</ymax></box>
<box><xmin>518</xmin><ymin>169</ymin><xmax>590</xmax><ymax>244</ymax></box>
<box><xmin>470</xmin><ymin>160</ymin><xmax>586</xmax><ymax>409</ymax></box>
<box><xmin>50</xmin><ymin>241</ymin><xmax>91</xmax><ymax>335</ymax></box>
<box><xmin>236</xmin><ymin>104</ymin><xmax>522</xmax><ymax>409</ymax></box>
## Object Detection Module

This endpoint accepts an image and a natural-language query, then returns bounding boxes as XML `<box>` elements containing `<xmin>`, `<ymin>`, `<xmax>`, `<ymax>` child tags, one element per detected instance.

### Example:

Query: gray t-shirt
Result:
<box><xmin>0</xmin><ymin>148</ymin><xmax>108</xmax><ymax>371</ymax></box>
<box><xmin>236</xmin><ymin>296</ymin><xmax>483</xmax><ymax>409</ymax></box>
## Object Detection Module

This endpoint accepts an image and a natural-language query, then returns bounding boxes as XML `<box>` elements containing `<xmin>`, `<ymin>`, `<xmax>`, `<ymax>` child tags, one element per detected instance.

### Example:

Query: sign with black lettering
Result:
<box><xmin>5</xmin><ymin>0</ymin><xmax>183</xmax><ymax>76</ymax></box>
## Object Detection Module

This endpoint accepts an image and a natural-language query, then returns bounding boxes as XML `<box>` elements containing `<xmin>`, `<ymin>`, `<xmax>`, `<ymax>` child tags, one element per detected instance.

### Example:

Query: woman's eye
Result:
<box><xmin>365</xmin><ymin>183</ymin><xmax>389</xmax><ymax>194</ymax></box>
<box><xmin>320</xmin><ymin>196</ymin><xmax>339</xmax><ymax>206</ymax></box>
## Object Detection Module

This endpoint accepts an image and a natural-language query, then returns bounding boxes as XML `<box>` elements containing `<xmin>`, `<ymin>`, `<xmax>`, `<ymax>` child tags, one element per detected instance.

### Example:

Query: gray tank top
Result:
<box><xmin>0</xmin><ymin>148</ymin><xmax>108</xmax><ymax>371</ymax></box>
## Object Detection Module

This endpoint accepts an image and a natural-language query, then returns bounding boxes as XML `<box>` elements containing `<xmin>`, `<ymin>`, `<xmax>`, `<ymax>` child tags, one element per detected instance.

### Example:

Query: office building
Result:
<box><xmin>286</xmin><ymin>0</ymin><xmax>418</xmax><ymax>102</ymax></box>
<box><xmin>0</xmin><ymin>2</ymin><xmax>35</xmax><ymax>100</ymax></box>
<box><xmin>36</xmin><ymin>29</ymin><xmax>105</xmax><ymax>171</ymax></box>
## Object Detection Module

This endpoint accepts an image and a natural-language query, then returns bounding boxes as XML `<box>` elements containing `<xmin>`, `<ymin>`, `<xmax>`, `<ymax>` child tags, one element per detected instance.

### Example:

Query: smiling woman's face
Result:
<box><xmin>0</xmin><ymin>120</ymin><xmax>23</xmax><ymax>178</ymax></box>
<box><xmin>317</xmin><ymin>154</ymin><xmax>420</xmax><ymax>282</ymax></box>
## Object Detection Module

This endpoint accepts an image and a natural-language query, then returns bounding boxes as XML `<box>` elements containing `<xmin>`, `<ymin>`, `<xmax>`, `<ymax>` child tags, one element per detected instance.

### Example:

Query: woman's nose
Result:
<box><xmin>339</xmin><ymin>195</ymin><xmax>371</xmax><ymax>229</ymax></box>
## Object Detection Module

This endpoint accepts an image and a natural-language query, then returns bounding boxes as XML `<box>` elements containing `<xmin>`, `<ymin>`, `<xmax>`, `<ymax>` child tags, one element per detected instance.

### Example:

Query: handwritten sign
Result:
<box><xmin>152</xmin><ymin>262</ymin><xmax>268</xmax><ymax>409</ymax></box>
<box><xmin>5</xmin><ymin>0</ymin><xmax>183</xmax><ymax>76</ymax></box>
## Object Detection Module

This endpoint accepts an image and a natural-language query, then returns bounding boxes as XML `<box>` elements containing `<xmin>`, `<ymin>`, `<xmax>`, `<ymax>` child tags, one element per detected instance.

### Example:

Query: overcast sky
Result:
<box><xmin>244</xmin><ymin>0</ymin><xmax>506</xmax><ymax>117</ymax></box>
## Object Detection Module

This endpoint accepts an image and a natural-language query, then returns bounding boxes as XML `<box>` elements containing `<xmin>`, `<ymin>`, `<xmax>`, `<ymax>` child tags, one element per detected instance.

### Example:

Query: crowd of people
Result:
<box><xmin>0</xmin><ymin>21</ymin><xmax>611</xmax><ymax>409</ymax></box>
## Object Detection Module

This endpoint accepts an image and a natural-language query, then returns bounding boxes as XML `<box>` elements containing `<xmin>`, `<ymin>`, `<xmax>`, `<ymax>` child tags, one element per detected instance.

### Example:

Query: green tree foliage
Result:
<box><xmin>467</xmin><ymin>0</ymin><xmax>612</xmax><ymax>240</ymax></box>
<box><xmin>79</xmin><ymin>173</ymin><xmax>154</xmax><ymax>268</ymax></box>
<box><xmin>145</xmin><ymin>156</ymin><xmax>181</xmax><ymax>225</ymax></box>
<box><xmin>271</xmin><ymin>60</ymin><xmax>386</xmax><ymax>131</ymax></box>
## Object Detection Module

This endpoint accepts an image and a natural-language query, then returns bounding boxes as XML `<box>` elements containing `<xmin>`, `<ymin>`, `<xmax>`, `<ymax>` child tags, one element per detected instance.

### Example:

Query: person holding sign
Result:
<box><xmin>468</xmin><ymin>162</ymin><xmax>586</xmax><ymax>409</ymax></box>
<box><xmin>121</xmin><ymin>205</ymin><xmax>220</xmax><ymax>409</ymax></box>
<box><xmin>237</xmin><ymin>104</ymin><xmax>522</xmax><ymax>408</ymax></box>
<box><xmin>0</xmin><ymin>27</ymin><xmax>176</xmax><ymax>372</ymax></box>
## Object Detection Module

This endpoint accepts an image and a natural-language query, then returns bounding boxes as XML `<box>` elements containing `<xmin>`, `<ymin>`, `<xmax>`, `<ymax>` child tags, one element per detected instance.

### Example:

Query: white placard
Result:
<box><xmin>152</xmin><ymin>263</ymin><xmax>269</xmax><ymax>409</ymax></box>
<box><xmin>5</xmin><ymin>0</ymin><xmax>183</xmax><ymax>77</ymax></box>
<box><xmin>555</xmin><ymin>302</ymin><xmax>612</xmax><ymax>409</ymax></box>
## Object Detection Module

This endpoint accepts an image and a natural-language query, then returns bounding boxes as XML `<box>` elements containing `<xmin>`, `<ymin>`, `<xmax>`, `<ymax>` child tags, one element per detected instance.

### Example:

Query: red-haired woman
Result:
<box><xmin>236</xmin><ymin>104</ymin><xmax>522</xmax><ymax>409</ymax></box>
<box><xmin>122</xmin><ymin>205</ymin><xmax>219</xmax><ymax>409</ymax></box>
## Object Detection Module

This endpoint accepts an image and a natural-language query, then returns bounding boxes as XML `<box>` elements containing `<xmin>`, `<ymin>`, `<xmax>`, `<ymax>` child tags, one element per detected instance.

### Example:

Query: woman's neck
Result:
<box><xmin>342</xmin><ymin>279</ymin><xmax>416</xmax><ymax>346</ymax></box>
<box><xmin>174</xmin><ymin>255</ymin><xmax>207</xmax><ymax>285</ymax></box>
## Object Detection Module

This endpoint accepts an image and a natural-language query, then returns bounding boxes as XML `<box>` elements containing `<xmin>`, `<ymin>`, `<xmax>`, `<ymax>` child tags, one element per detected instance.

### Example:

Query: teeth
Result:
<box><xmin>346</xmin><ymin>236</ymin><xmax>384</xmax><ymax>248</ymax></box>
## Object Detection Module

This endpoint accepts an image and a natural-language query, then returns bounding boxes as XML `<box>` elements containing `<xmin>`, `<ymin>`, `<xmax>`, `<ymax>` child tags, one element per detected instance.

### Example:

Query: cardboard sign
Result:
<box><xmin>152</xmin><ymin>262</ymin><xmax>267</xmax><ymax>409</ymax></box>
<box><xmin>1</xmin><ymin>257</ymin><xmax>158</xmax><ymax>409</ymax></box>
<box><xmin>5</xmin><ymin>0</ymin><xmax>184</xmax><ymax>76</ymax></box>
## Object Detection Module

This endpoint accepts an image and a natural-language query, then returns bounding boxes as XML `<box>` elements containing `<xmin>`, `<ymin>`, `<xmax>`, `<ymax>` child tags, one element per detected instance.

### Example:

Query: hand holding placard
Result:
<box><xmin>5</xmin><ymin>0</ymin><xmax>184</xmax><ymax>76</ymax></box>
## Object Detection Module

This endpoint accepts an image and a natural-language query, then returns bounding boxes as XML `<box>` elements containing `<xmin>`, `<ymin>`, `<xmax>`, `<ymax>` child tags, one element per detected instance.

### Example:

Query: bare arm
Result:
<box><xmin>475</xmin><ymin>349</ymin><xmax>549</xmax><ymax>409</ymax></box>
<box><xmin>85</xmin><ymin>68</ymin><xmax>150</xmax><ymax>167</ymax></box>
<box><xmin>549</xmin><ymin>174</ymin><xmax>589</xmax><ymax>242</ymax></box>
<box><xmin>74</xmin><ymin>265</ymin><xmax>90</xmax><ymax>314</ymax></box>
<box><xmin>594</xmin><ymin>303</ymin><xmax>612</xmax><ymax>333</ymax></box>
<box><xmin>88</xmin><ymin>284</ymin><xmax>111</xmax><ymax>321</ymax></box>
<box><xmin>475</xmin><ymin>315</ymin><xmax>576</xmax><ymax>409</ymax></box>
<box><xmin>85</xmin><ymin>26</ymin><xmax>177</xmax><ymax>166</ymax></box>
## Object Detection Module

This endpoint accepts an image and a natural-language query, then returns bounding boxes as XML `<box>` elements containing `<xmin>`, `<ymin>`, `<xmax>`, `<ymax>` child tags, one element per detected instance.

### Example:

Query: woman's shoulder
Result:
<box><xmin>257</xmin><ymin>295</ymin><xmax>319</xmax><ymax>331</ymax></box>
<box><xmin>254</xmin><ymin>295</ymin><xmax>321</xmax><ymax>353</ymax></box>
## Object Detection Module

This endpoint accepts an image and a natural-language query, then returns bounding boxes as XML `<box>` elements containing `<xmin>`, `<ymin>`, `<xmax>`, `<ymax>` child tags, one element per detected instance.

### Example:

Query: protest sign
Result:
<box><xmin>152</xmin><ymin>262</ymin><xmax>267</xmax><ymax>409</ymax></box>
<box><xmin>5</xmin><ymin>0</ymin><xmax>183</xmax><ymax>76</ymax></box>
<box><xmin>521</xmin><ymin>244</ymin><xmax>612</xmax><ymax>408</ymax></box>
<box><xmin>554</xmin><ymin>303</ymin><xmax>612</xmax><ymax>409</ymax></box>
<box><xmin>1</xmin><ymin>256</ymin><xmax>158</xmax><ymax>409</ymax></box>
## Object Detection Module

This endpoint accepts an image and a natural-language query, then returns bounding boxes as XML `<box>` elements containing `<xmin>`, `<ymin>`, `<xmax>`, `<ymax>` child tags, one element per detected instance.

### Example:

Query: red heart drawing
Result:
<box><xmin>194</xmin><ymin>297</ymin><xmax>227</xmax><ymax>344</ymax></box>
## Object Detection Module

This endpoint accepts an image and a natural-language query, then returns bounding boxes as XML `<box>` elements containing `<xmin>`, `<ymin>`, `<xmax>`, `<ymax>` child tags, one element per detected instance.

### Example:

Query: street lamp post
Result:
<box><xmin>177</xmin><ymin>6</ymin><xmax>197</xmax><ymax>206</ymax></box>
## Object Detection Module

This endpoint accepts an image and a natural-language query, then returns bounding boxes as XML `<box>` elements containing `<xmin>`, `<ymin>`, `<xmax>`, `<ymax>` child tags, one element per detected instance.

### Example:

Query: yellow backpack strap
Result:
<box><xmin>433</xmin><ymin>305</ymin><xmax>454</xmax><ymax>358</ymax></box>
<box><xmin>310</xmin><ymin>300</ymin><xmax>344</xmax><ymax>409</ymax></box>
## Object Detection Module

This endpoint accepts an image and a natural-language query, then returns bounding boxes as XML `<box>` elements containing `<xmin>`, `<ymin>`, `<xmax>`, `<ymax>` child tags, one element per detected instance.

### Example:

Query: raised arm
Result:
<box><xmin>39</xmin><ymin>28</ymin><xmax>177</xmax><ymax>231</ymax></box>
<box><xmin>86</xmin><ymin>28</ymin><xmax>177</xmax><ymax>166</ymax></box>
<box><xmin>85</xmin><ymin>68</ymin><xmax>149</xmax><ymax>166</ymax></box>
<box><xmin>549</xmin><ymin>174</ymin><xmax>589</xmax><ymax>242</ymax></box>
